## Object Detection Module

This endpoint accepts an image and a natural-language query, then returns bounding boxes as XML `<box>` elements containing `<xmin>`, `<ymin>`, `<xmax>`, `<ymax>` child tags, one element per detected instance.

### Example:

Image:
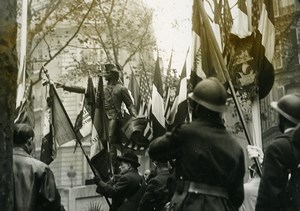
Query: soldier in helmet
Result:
<box><xmin>149</xmin><ymin>77</ymin><xmax>245</xmax><ymax>211</ymax></box>
<box><xmin>256</xmin><ymin>93</ymin><xmax>300</xmax><ymax>210</ymax></box>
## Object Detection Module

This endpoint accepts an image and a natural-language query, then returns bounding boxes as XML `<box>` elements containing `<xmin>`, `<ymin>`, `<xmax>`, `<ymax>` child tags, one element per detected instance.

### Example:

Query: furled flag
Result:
<box><xmin>150</xmin><ymin>57</ymin><xmax>165</xmax><ymax>139</ymax></box>
<box><xmin>167</xmin><ymin>56</ymin><xmax>189</xmax><ymax>128</ymax></box>
<box><xmin>164</xmin><ymin>51</ymin><xmax>173</xmax><ymax>125</ymax></box>
<box><xmin>40</xmin><ymin>102</ymin><xmax>55</xmax><ymax>165</ymax></box>
<box><xmin>250</xmin><ymin>0</ymin><xmax>275</xmax><ymax>99</ymax></box>
<box><xmin>90</xmin><ymin>76</ymin><xmax>110</xmax><ymax>182</ymax></box>
<box><xmin>128</xmin><ymin>69</ymin><xmax>140</xmax><ymax>111</ymax></box>
<box><xmin>14</xmin><ymin>81</ymin><xmax>35</xmax><ymax>128</ymax></box>
<box><xmin>74</xmin><ymin>76</ymin><xmax>95</xmax><ymax>142</ymax></box>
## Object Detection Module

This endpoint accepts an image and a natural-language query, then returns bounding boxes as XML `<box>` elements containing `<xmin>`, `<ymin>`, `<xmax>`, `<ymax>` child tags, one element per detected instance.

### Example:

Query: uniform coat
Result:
<box><xmin>13</xmin><ymin>147</ymin><xmax>61</xmax><ymax>211</ymax></box>
<box><xmin>256</xmin><ymin>130</ymin><xmax>300</xmax><ymax>210</ymax></box>
<box><xmin>96</xmin><ymin>169</ymin><xmax>145</xmax><ymax>211</ymax></box>
<box><xmin>139</xmin><ymin>169</ymin><xmax>173</xmax><ymax>211</ymax></box>
<box><xmin>156</xmin><ymin>116</ymin><xmax>245</xmax><ymax>211</ymax></box>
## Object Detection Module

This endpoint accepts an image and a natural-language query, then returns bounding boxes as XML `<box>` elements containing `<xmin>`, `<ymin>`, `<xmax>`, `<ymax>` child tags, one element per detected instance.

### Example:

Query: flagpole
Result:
<box><xmin>197</xmin><ymin>0</ymin><xmax>262</xmax><ymax>176</ymax></box>
<box><xmin>43</xmin><ymin>67</ymin><xmax>111</xmax><ymax>208</ymax></box>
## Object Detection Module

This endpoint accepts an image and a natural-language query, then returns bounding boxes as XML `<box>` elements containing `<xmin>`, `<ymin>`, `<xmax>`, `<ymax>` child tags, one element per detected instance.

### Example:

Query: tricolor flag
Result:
<box><xmin>150</xmin><ymin>57</ymin><xmax>165</xmax><ymax>139</ymax></box>
<box><xmin>167</xmin><ymin>57</ymin><xmax>188</xmax><ymax>128</ymax></box>
<box><xmin>250</xmin><ymin>0</ymin><xmax>275</xmax><ymax>99</ymax></box>
<box><xmin>128</xmin><ymin>70</ymin><xmax>140</xmax><ymax>111</ymax></box>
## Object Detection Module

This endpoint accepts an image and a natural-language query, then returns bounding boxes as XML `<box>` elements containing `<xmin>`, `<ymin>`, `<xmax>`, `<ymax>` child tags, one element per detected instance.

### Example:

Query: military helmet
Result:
<box><xmin>188</xmin><ymin>77</ymin><xmax>227</xmax><ymax>112</ymax></box>
<box><xmin>148</xmin><ymin>134</ymin><xmax>171</xmax><ymax>163</ymax></box>
<box><xmin>271</xmin><ymin>93</ymin><xmax>300</xmax><ymax>124</ymax></box>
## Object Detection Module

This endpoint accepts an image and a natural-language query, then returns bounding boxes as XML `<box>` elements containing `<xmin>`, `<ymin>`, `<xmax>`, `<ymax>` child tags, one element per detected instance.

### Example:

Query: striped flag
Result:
<box><xmin>167</xmin><ymin>57</ymin><xmax>188</xmax><ymax>128</ymax></box>
<box><xmin>138</xmin><ymin>60</ymin><xmax>153</xmax><ymax>141</ymax></box>
<box><xmin>250</xmin><ymin>0</ymin><xmax>275</xmax><ymax>99</ymax></box>
<box><xmin>150</xmin><ymin>57</ymin><xmax>166</xmax><ymax>139</ymax></box>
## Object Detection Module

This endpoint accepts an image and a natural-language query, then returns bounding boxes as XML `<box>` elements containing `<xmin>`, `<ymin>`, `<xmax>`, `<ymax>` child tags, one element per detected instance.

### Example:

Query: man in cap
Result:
<box><xmin>95</xmin><ymin>150</ymin><xmax>145</xmax><ymax>211</ymax></box>
<box><xmin>256</xmin><ymin>93</ymin><xmax>300</xmax><ymax>210</ymax></box>
<box><xmin>149</xmin><ymin>77</ymin><xmax>245</xmax><ymax>210</ymax></box>
<box><xmin>13</xmin><ymin>123</ymin><xmax>62</xmax><ymax>211</ymax></box>
<box><xmin>139</xmin><ymin>135</ymin><xmax>174</xmax><ymax>211</ymax></box>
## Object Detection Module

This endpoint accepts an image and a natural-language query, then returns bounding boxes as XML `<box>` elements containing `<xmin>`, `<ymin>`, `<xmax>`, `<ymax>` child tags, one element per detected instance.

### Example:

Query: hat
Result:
<box><xmin>188</xmin><ymin>77</ymin><xmax>227</xmax><ymax>113</ymax></box>
<box><xmin>271</xmin><ymin>93</ymin><xmax>300</xmax><ymax>124</ymax></box>
<box><xmin>117</xmin><ymin>151</ymin><xmax>140</xmax><ymax>167</ymax></box>
<box><xmin>104</xmin><ymin>64</ymin><xmax>120</xmax><ymax>75</ymax></box>
<box><xmin>13</xmin><ymin>123</ymin><xmax>34</xmax><ymax>144</ymax></box>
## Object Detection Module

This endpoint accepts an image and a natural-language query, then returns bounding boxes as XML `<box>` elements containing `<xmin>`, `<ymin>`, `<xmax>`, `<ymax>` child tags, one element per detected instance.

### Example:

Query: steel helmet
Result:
<box><xmin>188</xmin><ymin>77</ymin><xmax>227</xmax><ymax>112</ymax></box>
<box><xmin>271</xmin><ymin>93</ymin><xmax>300</xmax><ymax>124</ymax></box>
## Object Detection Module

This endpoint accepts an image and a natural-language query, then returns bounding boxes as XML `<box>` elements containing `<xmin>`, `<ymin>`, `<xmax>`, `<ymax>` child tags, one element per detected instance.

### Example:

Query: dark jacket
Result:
<box><xmin>96</xmin><ymin>169</ymin><xmax>145</xmax><ymax>211</ymax></box>
<box><xmin>139</xmin><ymin>169</ymin><xmax>173</xmax><ymax>211</ymax></box>
<box><xmin>13</xmin><ymin>147</ymin><xmax>61</xmax><ymax>211</ymax></box>
<box><xmin>154</xmin><ymin>117</ymin><xmax>245</xmax><ymax>211</ymax></box>
<box><xmin>256</xmin><ymin>130</ymin><xmax>300</xmax><ymax>210</ymax></box>
<box><xmin>104</xmin><ymin>83</ymin><xmax>136</xmax><ymax>119</ymax></box>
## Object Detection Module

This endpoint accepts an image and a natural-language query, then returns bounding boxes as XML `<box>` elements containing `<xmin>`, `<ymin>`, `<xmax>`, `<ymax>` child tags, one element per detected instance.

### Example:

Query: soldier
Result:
<box><xmin>13</xmin><ymin>123</ymin><xmax>62</xmax><ymax>211</ymax></box>
<box><xmin>94</xmin><ymin>151</ymin><xmax>146</xmax><ymax>211</ymax></box>
<box><xmin>139</xmin><ymin>135</ymin><xmax>174</xmax><ymax>211</ymax></box>
<box><xmin>149</xmin><ymin>77</ymin><xmax>245</xmax><ymax>210</ymax></box>
<box><xmin>256</xmin><ymin>93</ymin><xmax>300</xmax><ymax>210</ymax></box>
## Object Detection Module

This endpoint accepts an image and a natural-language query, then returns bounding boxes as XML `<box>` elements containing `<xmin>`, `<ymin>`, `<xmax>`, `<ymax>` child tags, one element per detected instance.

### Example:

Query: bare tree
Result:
<box><xmin>0</xmin><ymin>0</ymin><xmax>18</xmax><ymax>209</ymax></box>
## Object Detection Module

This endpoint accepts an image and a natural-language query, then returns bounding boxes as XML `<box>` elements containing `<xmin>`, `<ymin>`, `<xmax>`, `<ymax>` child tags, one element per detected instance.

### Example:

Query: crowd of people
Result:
<box><xmin>12</xmin><ymin>68</ymin><xmax>300</xmax><ymax>210</ymax></box>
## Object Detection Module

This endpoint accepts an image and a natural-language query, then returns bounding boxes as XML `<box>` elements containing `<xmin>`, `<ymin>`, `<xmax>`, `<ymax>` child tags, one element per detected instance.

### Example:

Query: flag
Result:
<box><xmin>74</xmin><ymin>77</ymin><xmax>95</xmax><ymax>141</ymax></box>
<box><xmin>128</xmin><ymin>70</ymin><xmax>140</xmax><ymax>111</ymax></box>
<box><xmin>250</xmin><ymin>0</ymin><xmax>275</xmax><ymax>99</ymax></box>
<box><xmin>40</xmin><ymin>105</ymin><xmax>55</xmax><ymax>165</ymax></box>
<box><xmin>90</xmin><ymin>76</ymin><xmax>110</xmax><ymax>182</ymax></box>
<box><xmin>164</xmin><ymin>51</ymin><xmax>173</xmax><ymax>123</ymax></box>
<box><xmin>138</xmin><ymin>63</ymin><xmax>153</xmax><ymax>142</ymax></box>
<box><xmin>167</xmin><ymin>58</ymin><xmax>188</xmax><ymax>128</ymax></box>
<box><xmin>14</xmin><ymin>81</ymin><xmax>35</xmax><ymax>128</ymax></box>
<box><xmin>50</xmin><ymin>83</ymin><xmax>77</xmax><ymax>146</ymax></box>
<box><xmin>231</xmin><ymin>0</ymin><xmax>251</xmax><ymax>38</ymax></box>
<box><xmin>150</xmin><ymin>57</ymin><xmax>165</xmax><ymax>139</ymax></box>
<box><xmin>190</xmin><ymin>0</ymin><xmax>227</xmax><ymax>88</ymax></box>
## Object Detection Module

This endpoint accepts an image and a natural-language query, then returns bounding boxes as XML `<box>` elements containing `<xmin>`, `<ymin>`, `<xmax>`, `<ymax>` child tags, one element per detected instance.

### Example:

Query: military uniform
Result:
<box><xmin>13</xmin><ymin>147</ymin><xmax>61</xmax><ymax>211</ymax></box>
<box><xmin>256</xmin><ymin>130</ymin><xmax>300</xmax><ymax>210</ymax></box>
<box><xmin>157</xmin><ymin>116</ymin><xmax>245</xmax><ymax>211</ymax></box>
<box><xmin>96</xmin><ymin>168</ymin><xmax>145</xmax><ymax>211</ymax></box>
<box><xmin>139</xmin><ymin>169</ymin><xmax>173</xmax><ymax>211</ymax></box>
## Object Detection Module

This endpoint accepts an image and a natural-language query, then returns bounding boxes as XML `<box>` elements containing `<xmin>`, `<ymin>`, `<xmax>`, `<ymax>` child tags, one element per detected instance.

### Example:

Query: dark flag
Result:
<box><xmin>150</xmin><ymin>57</ymin><xmax>166</xmax><ymax>139</ymax></box>
<box><xmin>14</xmin><ymin>81</ymin><xmax>35</xmax><ymax>128</ymax></box>
<box><xmin>40</xmin><ymin>106</ymin><xmax>55</xmax><ymax>165</ymax></box>
<box><xmin>90</xmin><ymin>76</ymin><xmax>110</xmax><ymax>182</ymax></box>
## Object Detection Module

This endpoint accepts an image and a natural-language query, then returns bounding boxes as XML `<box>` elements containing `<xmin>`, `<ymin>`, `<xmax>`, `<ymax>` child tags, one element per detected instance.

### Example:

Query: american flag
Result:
<box><xmin>138</xmin><ymin>63</ymin><xmax>153</xmax><ymax>141</ymax></box>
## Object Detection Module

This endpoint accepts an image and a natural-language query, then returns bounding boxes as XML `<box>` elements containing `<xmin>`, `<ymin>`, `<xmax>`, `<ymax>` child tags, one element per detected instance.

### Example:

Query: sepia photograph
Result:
<box><xmin>0</xmin><ymin>0</ymin><xmax>300</xmax><ymax>210</ymax></box>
